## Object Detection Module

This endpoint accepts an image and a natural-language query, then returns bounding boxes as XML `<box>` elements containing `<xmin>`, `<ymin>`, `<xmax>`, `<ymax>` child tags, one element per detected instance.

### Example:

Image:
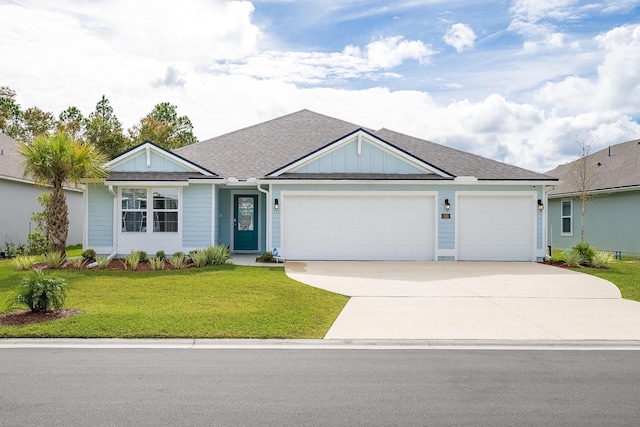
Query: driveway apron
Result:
<box><xmin>285</xmin><ymin>262</ymin><xmax>640</xmax><ymax>340</ymax></box>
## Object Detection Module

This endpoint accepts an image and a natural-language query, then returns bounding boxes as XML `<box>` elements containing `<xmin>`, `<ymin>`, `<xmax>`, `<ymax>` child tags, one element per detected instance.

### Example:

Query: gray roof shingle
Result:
<box><xmin>546</xmin><ymin>139</ymin><xmax>640</xmax><ymax>195</ymax></box>
<box><xmin>0</xmin><ymin>132</ymin><xmax>28</xmax><ymax>181</ymax></box>
<box><xmin>174</xmin><ymin>109</ymin><xmax>556</xmax><ymax>182</ymax></box>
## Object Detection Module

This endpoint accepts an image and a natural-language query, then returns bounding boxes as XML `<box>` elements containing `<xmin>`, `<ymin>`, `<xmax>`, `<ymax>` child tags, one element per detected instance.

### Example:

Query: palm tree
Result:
<box><xmin>18</xmin><ymin>130</ymin><xmax>108</xmax><ymax>256</ymax></box>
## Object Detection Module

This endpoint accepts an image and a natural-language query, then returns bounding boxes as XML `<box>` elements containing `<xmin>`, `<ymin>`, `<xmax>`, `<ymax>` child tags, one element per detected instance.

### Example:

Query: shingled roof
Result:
<box><xmin>0</xmin><ymin>132</ymin><xmax>28</xmax><ymax>181</ymax></box>
<box><xmin>175</xmin><ymin>109</ymin><xmax>556</xmax><ymax>182</ymax></box>
<box><xmin>546</xmin><ymin>139</ymin><xmax>640</xmax><ymax>195</ymax></box>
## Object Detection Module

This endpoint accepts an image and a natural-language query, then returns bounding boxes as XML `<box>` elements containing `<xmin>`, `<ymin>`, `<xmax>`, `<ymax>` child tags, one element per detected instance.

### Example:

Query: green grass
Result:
<box><xmin>65</xmin><ymin>244</ymin><xmax>83</xmax><ymax>258</ymax></box>
<box><xmin>551</xmin><ymin>249</ymin><xmax>640</xmax><ymax>302</ymax></box>
<box><xmin>0</xmin><ymin>260</ymin><xmax>348</xmax><ymax>338</ymax></box>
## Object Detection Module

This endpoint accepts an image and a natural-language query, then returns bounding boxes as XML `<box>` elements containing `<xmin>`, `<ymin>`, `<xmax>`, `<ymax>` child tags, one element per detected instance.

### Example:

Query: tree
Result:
<box><xmin>568</xmin><ymin>140</ymin><xmax>601</xmax><ymax>242</ymax></box>
<box><xmin>17</xmin><ymin>106</ymin><xmax>56</xmax><ymax>143</ymax></box>
<box><xmin>128</xmin><ymin>102</ymin><xmax>197</xmax><ymax>150</ymax></box>
<box><xmin>85</xmin><ymin>95</ymin><xmax>127</xmax><ymax>159</ymax></box>
<box><xmin>58</xmin><ymin>106</ymin><xmax>85</xmax><ymax>140</ymax></box>
<box><xmin>18</xmin><ymin>130</ymin><xmax>108</xmax><ymax>256</ymax></box>
<box><xmin>0</xmin><ymin>86</ymin><xmax>22</xmax><ymax>138</ymax></box>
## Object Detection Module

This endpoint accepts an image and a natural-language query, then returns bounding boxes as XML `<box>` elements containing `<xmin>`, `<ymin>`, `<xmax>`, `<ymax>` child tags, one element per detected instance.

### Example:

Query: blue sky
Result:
<box><xmin>1</xmin><ymin>0</ymin><xmax>639</xmax><ymax>171</ymax></box>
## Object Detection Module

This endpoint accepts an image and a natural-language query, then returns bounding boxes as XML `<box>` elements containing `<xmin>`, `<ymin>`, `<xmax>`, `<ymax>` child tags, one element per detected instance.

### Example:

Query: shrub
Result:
<box><xmin>169</xmin><ymin>252</ymin><xmax>186</xmax><ymax>269</ymax></box>
<box><xmin>13</xmin><ymin>255</ymin><xmax>37</xmax><ymax>271</ymax></box>
<box><xmin>70</xmin><ymin>257</ymin><xmax>84</xmax><ymax>269</ymax></box>
<box><xmin>189</xmin><ymin>249</ymin><xmax>209</xmax><ymax>268</ymax></box>
<box><xmin>565</xmin><ymin>251</ymin><xmax>583</xmax><ymax>268</ymax></box>
<box><xmin>137</xmin><ymin>250</ymin><xmax>148</xmax><ymax>263</ymax></box>
<box><xmin>572</xmin><ymin>242</ymin><xmax>597</xmax><ymax>266</ymax></box>
<box><xmin>149</xmin><ymin>256</ymin><xmax>165</xmax><ymax>271</ymax></box>
<box><xmin>42</xmin><ymin>251</ymin><xmax>65</xmax><ymax>269</ymax></box>
<box><xmin>256</xmin><ymin>251</ymin><xmax>274</xmax><ymax>263</ymax></box>
<box><xmin>15</xmin><ymin>271</ymin><xmax>67</xmax><ymax>313</ymax></box>
<box><xmin>82</xmin><ymin>249</ymin><xmax>96</xmax><ymax>261</ymax></box>
<box><xmin>95</xmin><ymin>256</ymin><xmax>111</xmax><ymax>269</ymax></box>
<box><xmin>592</xmin><ymin>251</ymin><xmax>615</xmax><ymax>269</ymax></box>
<box><xmin>27</xmin><ymin>232</ymin><xmax>50</xmax><ymax>255</ymax></box>
<box><xmin>124</xmin><ymin>250</ymin><xmax>141</xmax><ymax>270</ymax></box>
<box><xmin>205</xmin><ymin>245</ymin><xmax>231</xmax><ymax>266</ymax></box>
<box><xmin>155</xmin><ymin>250</ymin><xmax>166</xmax><ymax>261</ymax></box>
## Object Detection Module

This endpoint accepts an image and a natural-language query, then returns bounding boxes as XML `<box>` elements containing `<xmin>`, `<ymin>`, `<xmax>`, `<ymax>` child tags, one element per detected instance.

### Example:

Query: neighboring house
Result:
<box><xmin>86</xmin><ymin>110</ymin><xmax>557</xmax><ymax>261</ymax></box>
<box><xmin>0</xmin><ymin>133</ymin><xmax>84</xmax><ymax>249</ymax></box>
<box><xmin>545</xmin><ymin>139</ymin><xmax>640</xmax><ymax>256</ymax></box>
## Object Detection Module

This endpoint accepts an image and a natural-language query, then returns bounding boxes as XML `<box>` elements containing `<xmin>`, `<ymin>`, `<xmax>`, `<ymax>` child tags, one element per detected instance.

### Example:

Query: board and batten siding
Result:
<box><xmin>86</xmin><ymin>184</ymin><xmax>114</xmax><ymax>249</ymax></box>
<box><xmin>182</xmin><ymin>184</ymin><xmax>213</xmax><ymax>249</ymax></box>
<box><xmin>292</xmin><ymin>139</ymin><xmax>425</xmax><ymax>174</ymax></box>
<box><xmin>111</xmin><ymin>151</ymin><xmax>190</xmax><ymax>173</ymax></box>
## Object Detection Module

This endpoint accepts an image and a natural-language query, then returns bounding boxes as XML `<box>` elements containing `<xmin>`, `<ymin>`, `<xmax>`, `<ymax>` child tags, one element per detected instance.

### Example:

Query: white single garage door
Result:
<box><xmin>457</xmin><ymin>195</ymin><xmax>535</xmax><ymax>261</ymax></box>
<box><xmin>282</xmin><ymin>193</ymin><xmax>435</xmax><ymax>260</ymax></box>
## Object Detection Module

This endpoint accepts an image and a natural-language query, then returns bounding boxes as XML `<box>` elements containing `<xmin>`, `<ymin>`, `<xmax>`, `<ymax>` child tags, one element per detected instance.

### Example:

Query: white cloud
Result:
<box><xmin>443</xmin><ymin>23</ymin><xmax>477</xmax><ymax>53</ymax></box>
<box><xmin>365</xmin><ymin>36</ymin><xmax>434</xmax><ymax>67</ymax></box>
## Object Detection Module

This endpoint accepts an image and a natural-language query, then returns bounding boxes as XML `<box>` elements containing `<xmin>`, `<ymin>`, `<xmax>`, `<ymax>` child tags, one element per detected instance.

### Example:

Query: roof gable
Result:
<box><xmin>269</xmin><ymin>129</ymin><xmax>449</xmax><ymax>177</ymax></box>
<box><xmin>106</xmin><ymin>141</ymin><xmax>216</xmax><ymax>176</ymax></box>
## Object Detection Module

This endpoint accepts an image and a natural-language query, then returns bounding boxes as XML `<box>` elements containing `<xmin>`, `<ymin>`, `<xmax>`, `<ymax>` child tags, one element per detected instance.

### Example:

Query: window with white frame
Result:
<box><xmin>561</xmin><ymin>199</ymin><xmax>572</xmax><ymax>236</ymax></box>
<box><xmin>121</xmin><ymin>188</ymin><xmax>179</xmax><ymax>233</ymax></box>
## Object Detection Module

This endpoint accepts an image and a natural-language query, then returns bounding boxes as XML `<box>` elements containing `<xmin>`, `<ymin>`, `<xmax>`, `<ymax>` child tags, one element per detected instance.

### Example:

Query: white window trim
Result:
<box><xmin>119</xmin><ymin>187</ymin><xmax>182</xmax><ymax>235</ymax></box>
<box><xmin>561</xmin><ymin>198</ymin><xmax>573</xmax><ymax>237</ymax></box>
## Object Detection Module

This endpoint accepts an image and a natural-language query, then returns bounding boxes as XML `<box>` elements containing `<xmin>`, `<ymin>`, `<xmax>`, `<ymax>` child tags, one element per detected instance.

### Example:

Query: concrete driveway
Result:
<box><xmin>285</xmin><ymin>262</ymin><xmax>640</xmax><ymax>341</ymax></box>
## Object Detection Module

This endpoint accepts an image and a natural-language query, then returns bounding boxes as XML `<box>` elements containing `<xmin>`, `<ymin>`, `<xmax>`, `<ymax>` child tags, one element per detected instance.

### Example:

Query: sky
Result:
<box><xmin>1</xmin><ymin>0</ymin><xmax>639</xmax><ymax>172</ymax></box>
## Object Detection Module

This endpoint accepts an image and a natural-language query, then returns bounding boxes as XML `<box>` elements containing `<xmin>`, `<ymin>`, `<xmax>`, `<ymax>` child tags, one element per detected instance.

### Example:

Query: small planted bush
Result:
<box><xmin>592</xmin><ymin>251</ymin><xmax>615</xmax><ymax>269</ymax></box>
<box><xmin>189</xmin><ymin>250</ymin><xmax>209</xmax><ymax>268</ymax></box>
<box><xmin>256</xmin><ymin>251</ymin><xmax>274</xmax><ymax>263</ymax></box>
<box><xmin>95</xmin><ymin>256</ymin><xmax>111</xmax><ymax>269</ymax></box>
<box><xmin>149</xmin><ymin>256</ymin><xmax>165</xmax><ymax>271</ymax></box>
<box><xmin>15</xmin><ymin>271</ymin><xmax>67</xmax><ymax>313</ymax></box>
<box><xmin>572</xmin><ymin>242</ymin><xmax>597</xmax><ymax>266</ymax></box>
<box><xmin>70</xmin><ymin>256</ymin><xmax>84</xmax><ymax>269</ymax></box>
<box><xmin>205</xmin><ymin>245</ymin><xmax>231</xmax><ymax>266</ymax></box>
<box><xmin>155</xmin><ymin>250</ymin><xmax>166</xmax><ymax>261</ymax></box>
<box><xmin>565</xmin><ymin>251</ymin><xmax>583</xmax><ymax>268</ymax></box>
<box><xmin>169</xmin><ymin>252</ymin><xmax>186</xmax><ymax>270</ymax></box>
<box><xmin>42</xmin><ymin>251</ymin><xmax>65</xmax><ymax>269</ymax></box>
<box><xmin>13</xmin><ymin>255</ymin><xmax>37</xmax><ymax>271</ymax></box>
<box><xmin>137</xmin><ymin>251</ymin><xmax>148</xmax><ymax>263</ymax></box>
<box><xmin>124</xmin><ymin>250</ymin><xmax>141</xmax><ymax>270</ymax></box>
<box><xmin>82</xmin><ymin>249</ymin><xmax>96</xmax><ymax>261</ymax></box>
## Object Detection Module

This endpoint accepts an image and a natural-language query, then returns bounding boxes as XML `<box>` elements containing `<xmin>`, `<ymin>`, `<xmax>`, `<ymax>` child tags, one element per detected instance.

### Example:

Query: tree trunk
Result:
<box><xmin>48</xmin><ymin>185</ymin><xmax>69</xmax><ymax>257</ymax></box>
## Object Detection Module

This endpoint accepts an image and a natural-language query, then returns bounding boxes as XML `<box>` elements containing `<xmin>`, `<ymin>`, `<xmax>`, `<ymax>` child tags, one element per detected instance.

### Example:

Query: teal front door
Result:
<box><xmin>233</xmin><ymin>195</ymin><xmax>259</xmax><ymax>251</ymax></box>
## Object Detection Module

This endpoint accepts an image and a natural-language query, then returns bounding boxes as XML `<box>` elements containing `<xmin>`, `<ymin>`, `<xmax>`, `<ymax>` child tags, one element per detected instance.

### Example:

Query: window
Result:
<box><xmin>561</xmin><ymin>199</ymin><xmax>572</xmax><ymax>236</ymax></box>
<box><xmin>121</xmin><ymin>187</ymin><xmax>179</xmax><ymax>233</ymax></box>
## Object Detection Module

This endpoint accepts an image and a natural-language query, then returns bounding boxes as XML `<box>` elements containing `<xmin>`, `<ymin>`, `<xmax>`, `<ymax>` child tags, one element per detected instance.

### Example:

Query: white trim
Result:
<box><xmin>211</xmin><ymin>184</ymin><xmax>216</xmax><ymax>247</ymax></box>
<box><xmin>230</xmin><ymin>190</ymin><xmax>262</xmax><ymax>253</ymax></box>
<box><xmin>279</xmin><ymin>190</ymin><xmax>438</xmax><ymax>260</ymax></box>
<box><xmin>83</xmin><ymin>185</ymin><xmax>89</xmax><ymax>250</ymax></box>
<box><xmin>0</xmin><ymin>174</ymin><xmax>85</xmax><ymax>192</ymax></box>
<box><xmin>258</xmin><ymin>178</ymin><xmax>554</xmax><ymax>186</ymax></box>
<box><xmin>257</xmin><ymin>184</ymin><xmax>271</xmax><ymax>253</ymax></box>
<box><xmin>561</xmin><ymin>198</ymin><xmax>573</xmax><ymax>237</ymax></box>
<box><xmin>268</xmin><ymin>130</ymin><xmax>452</xmax><ymax>178</ymax></box>
<box><xmin>549</xmin><ymin>184</ymin><xmax>640</xmax><ymax>197</ymax></box>
<box><xmin>105</xmin><ymin>181</ymin><xmax>189</xmax><ymax>187</ymax></box>
<box><xmin>455</xmin><ymin>191</ymin><xmax>538</xmax><ymax>261</ymax></box>
<box><xmin>104</xmin><ymin>142</ymin><xmax>214</xmax><ymax>176</ymax></box>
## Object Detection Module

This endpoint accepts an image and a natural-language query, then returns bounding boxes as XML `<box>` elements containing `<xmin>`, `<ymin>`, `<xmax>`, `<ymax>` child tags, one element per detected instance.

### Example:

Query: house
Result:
<box><xmin>0</xmin><ymin>132</ymin><xmax>84</xmax><ymax>249</ymax></box>
<box><xmin>86</xmin><ymin>110</ymin><xmax>558</xmax><ymax>261</ymax></box>
<box><xmin>545</xmin><ymin>139</ymin><xmax>640</xmax><ymax>256</ymax></box>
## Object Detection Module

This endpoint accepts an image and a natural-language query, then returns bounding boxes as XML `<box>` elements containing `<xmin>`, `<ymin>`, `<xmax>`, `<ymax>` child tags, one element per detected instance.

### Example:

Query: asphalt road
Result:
<box><xmin>1</xmin><ymin>348</ymin><xmax>639</xmax><ymax>426</ymax></box>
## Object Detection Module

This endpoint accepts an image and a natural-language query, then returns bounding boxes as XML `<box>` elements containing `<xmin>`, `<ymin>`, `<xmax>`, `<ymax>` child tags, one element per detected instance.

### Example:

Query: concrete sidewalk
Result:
<box><xmin>286</xmin><ymin>261</ymin><xmax>640</xmax><ymax>341</ymax></box>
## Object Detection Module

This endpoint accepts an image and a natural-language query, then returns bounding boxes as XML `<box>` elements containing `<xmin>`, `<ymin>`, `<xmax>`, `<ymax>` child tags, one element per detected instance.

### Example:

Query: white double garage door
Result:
<box><xmin>281</xmin><ymin>192</ymin><xmax>536</xmax><ymax>261</ymax></box>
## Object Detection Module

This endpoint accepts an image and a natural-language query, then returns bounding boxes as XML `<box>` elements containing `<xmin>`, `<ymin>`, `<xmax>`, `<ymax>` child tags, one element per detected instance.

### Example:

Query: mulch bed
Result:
<box><xmin>32</xmin><ymin>258</ymin><xmax>195</xmax><ymax>271</ymax></box>
<box><xmin>0</xmin><ymin>308</ymin><xmax>81</xmax><ymax>326</ymax></box>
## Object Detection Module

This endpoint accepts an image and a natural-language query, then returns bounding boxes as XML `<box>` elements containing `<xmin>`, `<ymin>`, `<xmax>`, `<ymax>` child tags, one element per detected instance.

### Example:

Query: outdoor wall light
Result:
<box><xmin>537</xmin><ymin>199</ymin><xmax>544</xmax><ymax>211</ymax></box>
<box><xmin>274</xmin><ymin>198</ymin><xmax>279</xmax><ymax>211</ymax></box>
<box><xmin>444</xmin><ymin>199</ymin><xmax>451</xmax><ymax>211</ymax></box>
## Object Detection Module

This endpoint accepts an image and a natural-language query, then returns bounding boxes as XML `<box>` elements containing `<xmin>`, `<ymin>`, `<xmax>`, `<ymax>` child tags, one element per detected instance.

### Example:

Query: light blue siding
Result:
<box><xmin>182</xmin><ymin>184</ymin><xmax>213</xmax><ymax>248</ymax></box>
<box><xmin>112</xmin><ymin>151</ymin><xmax>190</xmax><ymax>172</ymax></box>
<box><xmin>218</xmin><ymin>189</ymin><xmax>231</xmax><ymax>248</ymax></box>
<box><xmin>548</xmin><ymin>190</ymin><xmax>640</xmax><ymax>256</ymax></box>
<box><xmin>87</xmin><ymin>184</ymin><xmax>113</xmax><ymax>247</ymax></box>
<box><xmin>292</xmin><ymin>140</ymin><xmax>425</xmax><ymax>174</ymax></box>
<box><xmin>438</xmin><ymin>190</ymin><xmax>455</xmax><ymax>250</ymax></box>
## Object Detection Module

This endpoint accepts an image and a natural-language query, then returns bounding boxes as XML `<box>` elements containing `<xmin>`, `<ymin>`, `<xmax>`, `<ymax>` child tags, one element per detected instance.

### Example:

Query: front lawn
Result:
<box><xmin>0</xmin><ymin>260</ymin><xmax>348</xmax><ymax>338</ymax></box>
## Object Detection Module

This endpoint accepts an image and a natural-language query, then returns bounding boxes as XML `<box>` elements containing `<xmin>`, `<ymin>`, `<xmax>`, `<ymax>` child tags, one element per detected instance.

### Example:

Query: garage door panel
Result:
<box><xmin>283</xmin><ymin>194</ymin><xmax>434</xmax><ymax>261</ymax></box>
<box><xmin>458</xmin><ymin>195</ymin><xmax>534</xmax><ymax>261</ymax></box>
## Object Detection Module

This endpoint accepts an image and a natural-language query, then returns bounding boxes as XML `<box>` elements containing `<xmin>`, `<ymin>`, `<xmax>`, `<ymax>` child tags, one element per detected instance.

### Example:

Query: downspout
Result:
<box><xmin>257</xmin><ymin>183</ymin><xmax>270</xmax><ymax>253</ymax></box>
